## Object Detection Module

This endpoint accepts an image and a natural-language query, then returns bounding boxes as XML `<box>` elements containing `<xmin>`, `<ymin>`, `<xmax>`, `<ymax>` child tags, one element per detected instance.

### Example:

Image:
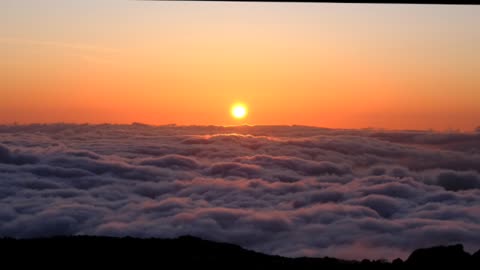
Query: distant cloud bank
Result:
<box><xmin>1</xmin><ymin>124</ymin><xmax>480</xmax><ymax>260</ymax></box>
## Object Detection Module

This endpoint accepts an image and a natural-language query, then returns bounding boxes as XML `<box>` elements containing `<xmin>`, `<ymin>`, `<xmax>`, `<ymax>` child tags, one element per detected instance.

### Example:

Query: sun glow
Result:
<box><xmin>231</xmin><ymin>104</ymin><xmax>248</xmax><ymax>119</ymax></box>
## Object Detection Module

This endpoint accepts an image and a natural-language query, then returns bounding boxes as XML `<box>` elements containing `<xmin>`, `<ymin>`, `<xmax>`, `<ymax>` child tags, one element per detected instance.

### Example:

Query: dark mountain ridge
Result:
<box><xmin>0</xmin><ymin>235</ymin><xmax>479</xmax><ymax>269</ymax></box>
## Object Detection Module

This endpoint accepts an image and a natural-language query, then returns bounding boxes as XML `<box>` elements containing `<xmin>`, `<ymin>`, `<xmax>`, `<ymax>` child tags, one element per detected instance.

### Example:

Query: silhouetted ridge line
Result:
<box><xmin>0</xmin><ymin>236</ymin><xmax>479</xmax><ymax>269</ymax></box>
<box><xmin>405</xmin><ymin>244</ymin><xmax>475</xmax><ymax>267</ymax></box>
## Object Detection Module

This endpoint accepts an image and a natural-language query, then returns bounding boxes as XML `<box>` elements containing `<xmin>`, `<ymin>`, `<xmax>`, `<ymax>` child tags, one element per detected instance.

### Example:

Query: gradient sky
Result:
<box><xmin>2</xmin><ymin>1</ymin><xmax>480</xmax><ymax>130</ymax></box>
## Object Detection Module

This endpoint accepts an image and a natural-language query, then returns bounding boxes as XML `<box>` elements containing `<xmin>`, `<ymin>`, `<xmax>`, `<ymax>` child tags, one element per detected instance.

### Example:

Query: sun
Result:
<box><xmin>231</xmin><ymin>103</ymin><xmax>248</xmax><ymax>119</ymax></box>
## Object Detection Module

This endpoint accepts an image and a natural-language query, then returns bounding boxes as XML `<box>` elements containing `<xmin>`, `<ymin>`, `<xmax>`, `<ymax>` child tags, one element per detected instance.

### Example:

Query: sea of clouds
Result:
<box><xmin>1</xmin><ymin>124</ymin><xmax>479</xmax><ymax>260</ymax></box>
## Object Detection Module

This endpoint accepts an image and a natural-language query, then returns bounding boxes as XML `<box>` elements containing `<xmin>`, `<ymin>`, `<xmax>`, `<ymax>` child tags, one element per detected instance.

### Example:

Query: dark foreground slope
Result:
<box><xmin>0</xmin><ymin>236</ymin><xmax>479</xmax><ymax>269</ymax></box>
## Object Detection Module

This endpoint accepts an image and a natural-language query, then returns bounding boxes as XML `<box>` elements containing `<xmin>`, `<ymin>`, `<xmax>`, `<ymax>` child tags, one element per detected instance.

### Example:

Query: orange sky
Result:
<box><xmin>2</xmin><ymin>1</ymin><xmax>480</xmax><ymax>130</ymax></box>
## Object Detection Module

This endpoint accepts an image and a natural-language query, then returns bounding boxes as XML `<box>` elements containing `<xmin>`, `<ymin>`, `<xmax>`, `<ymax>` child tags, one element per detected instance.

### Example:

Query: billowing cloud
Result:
<box><xmin>1</xmin><ymin>124</ymin><xmax>480</xmax><ymax>260</ymax></box>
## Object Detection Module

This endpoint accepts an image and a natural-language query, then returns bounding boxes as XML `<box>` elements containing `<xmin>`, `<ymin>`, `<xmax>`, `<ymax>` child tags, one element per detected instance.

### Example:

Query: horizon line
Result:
<box><xmin>0</xmin><ymin>122</ymin><xmax>479</xmax><ymax>133</ymax></box>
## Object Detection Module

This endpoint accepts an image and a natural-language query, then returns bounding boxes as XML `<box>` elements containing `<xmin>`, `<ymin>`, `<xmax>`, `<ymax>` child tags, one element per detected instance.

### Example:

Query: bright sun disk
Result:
<box><xmin>231</xmin><ymin>104</ymin><xmax>248</xmax><ymax>119</ymax></box>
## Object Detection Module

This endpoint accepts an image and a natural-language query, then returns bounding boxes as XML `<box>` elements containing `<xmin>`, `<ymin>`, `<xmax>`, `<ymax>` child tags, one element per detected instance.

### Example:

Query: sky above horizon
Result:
<box><xmin>2</xmin><ymin>1</ymin><xmax>480</xmax><ymax>130</ymax></box>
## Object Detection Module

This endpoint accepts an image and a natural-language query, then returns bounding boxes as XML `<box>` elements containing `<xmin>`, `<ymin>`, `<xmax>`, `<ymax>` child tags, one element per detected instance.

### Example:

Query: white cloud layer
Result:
<box><xmin>1</xmin><ymin>124</ymin><xmax>480</xmax><ymax>260</ymax></box>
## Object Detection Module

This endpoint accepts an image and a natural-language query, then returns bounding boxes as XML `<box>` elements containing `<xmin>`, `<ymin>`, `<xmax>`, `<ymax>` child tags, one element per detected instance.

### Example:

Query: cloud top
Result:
<box><xmin>1</xmin><ymin>124</ymin><xmax>479</xmax><ymax>260</ymax></box>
